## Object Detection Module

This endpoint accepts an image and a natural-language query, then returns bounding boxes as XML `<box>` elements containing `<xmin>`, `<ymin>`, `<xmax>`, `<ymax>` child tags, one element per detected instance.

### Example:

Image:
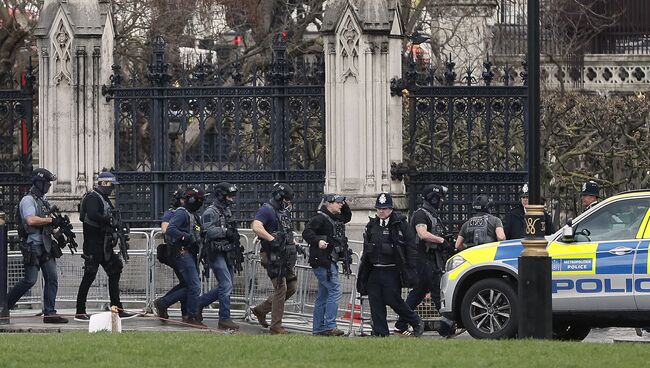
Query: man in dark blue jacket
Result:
<box><xmin>154</xmin><ymin>187</ymin><xmax>205</xmax><ymax>327</ymax></box>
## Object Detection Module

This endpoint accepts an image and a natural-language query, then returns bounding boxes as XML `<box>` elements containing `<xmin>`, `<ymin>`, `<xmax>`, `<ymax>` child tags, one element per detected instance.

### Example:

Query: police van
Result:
<box><xmin>440</xmin><ymin>190</ymin><xmax>650</xmax><ymax>340</ymax></box>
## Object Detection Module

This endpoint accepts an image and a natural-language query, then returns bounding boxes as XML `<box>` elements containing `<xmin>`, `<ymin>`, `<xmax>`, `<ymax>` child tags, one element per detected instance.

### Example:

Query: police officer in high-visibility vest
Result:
<box><xmin>455</xmin><ymin>194</ymin><xmax>505</xmax><ymax>250</ymax></box>
<box><xmin>356</xmin><ymin>192</ymin><xmax>424</xmax><ymax>337</ymax></box>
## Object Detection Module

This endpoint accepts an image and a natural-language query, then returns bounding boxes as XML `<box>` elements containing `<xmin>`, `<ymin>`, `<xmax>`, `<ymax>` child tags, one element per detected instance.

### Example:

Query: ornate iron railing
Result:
<box><xmin>103</xmin><ymin>36</ymin><xmax>326</xmax><ymax>226</ymax></box>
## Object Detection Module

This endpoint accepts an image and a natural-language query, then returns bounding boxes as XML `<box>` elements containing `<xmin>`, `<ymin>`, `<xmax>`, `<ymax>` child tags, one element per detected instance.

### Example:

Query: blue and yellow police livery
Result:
<box><xmin>440</xmin><ymin>190</ymin><xmax>650</xmax><ymax>340</ymax></box>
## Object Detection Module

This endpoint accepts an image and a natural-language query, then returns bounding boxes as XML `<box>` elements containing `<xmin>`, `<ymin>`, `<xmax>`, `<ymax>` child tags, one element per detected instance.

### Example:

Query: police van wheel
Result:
<box><xmin>460</xmin><ymin>278</ymin><xmax>518</xmax><ymax>339</ymax></box>
<box><xmin>552</xmin><ymin>323</ymin><xmax>591</xmax><ymax>341</ymax></box>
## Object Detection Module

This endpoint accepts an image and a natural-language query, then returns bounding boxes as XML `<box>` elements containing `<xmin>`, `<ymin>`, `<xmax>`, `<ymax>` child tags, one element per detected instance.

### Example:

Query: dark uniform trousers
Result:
<box><xmin>367</xmin><ymin>266</ymin><xmax>420</xmax><ymax>337</ymax></box>
<box><xmin>395</xmin><ymin>257</ymin><xmax>440</xmax><ymax>332</ymax></box>
<box><xmin>76</xmin><ymin>248</ymin><xmax>123</xmax><ymax>314</ymax></box>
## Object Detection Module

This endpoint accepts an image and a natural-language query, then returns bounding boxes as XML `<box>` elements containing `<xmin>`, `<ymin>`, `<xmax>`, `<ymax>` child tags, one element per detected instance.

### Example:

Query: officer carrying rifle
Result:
<box><xmin>302</xmin><ymin>193</ymin><xmax>352</xmax><ymax>336</ymax></box>
<box><xmin>196</xmin><ymin>182</ymin><xmax>243</xmax><ymax>331</ymax></box>
<box><xmin>395</xmin><ymin>184</ymin><xmax>456</xmax><ymax>336</ymax></box>
<box><xmin>250</xmin><ymin>183</ymin><xmax>299</xmax><ymax>335</ymax></box>
<box><xmin>75</xmin><ymin>171</ymin><xmax>134</xmax><ymax>321</ymax></box>
<box><xmin>5</xmin><ymin>168</ymin><xmax>68</xmax><ymax>323</ymax></box>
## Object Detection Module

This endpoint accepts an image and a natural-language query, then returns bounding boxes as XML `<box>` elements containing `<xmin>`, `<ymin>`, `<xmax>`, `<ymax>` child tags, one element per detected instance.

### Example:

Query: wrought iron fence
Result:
<box><xmin>103</xmin><ymin>36</ymin><xmax>326</xmax><ymax>227</ymax></box>
<box><xmin>0</xmin><ymin>64</ymin><xmax>36</xmax><ymax>235</ymax></box>
<box><xmin>392</xmin><ymin>53</ymin><xmax>530</xmax><ymax>230</ymax></box>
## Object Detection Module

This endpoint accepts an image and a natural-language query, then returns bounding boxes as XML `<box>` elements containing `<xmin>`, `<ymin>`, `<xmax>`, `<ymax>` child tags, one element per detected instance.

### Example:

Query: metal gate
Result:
<box><xmin>0</xmin><ymin>65</ymin><xmax>36</xmax><ymax>235</ymax></box>
<box><xmin>102</xmin><ymin>36</ymin><xmax>326</xmax><ymax>226</ymax></box>
<box><xmin>391</xmin><ymin>54</ymin><xmax>529</xmax><ymax>231</ymax></box>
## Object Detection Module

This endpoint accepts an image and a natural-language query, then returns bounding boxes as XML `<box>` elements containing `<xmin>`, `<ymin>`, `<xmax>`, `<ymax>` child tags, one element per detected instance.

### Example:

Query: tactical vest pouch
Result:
<box><xmin>156</xmin><ymin>243</ymin><xmax>176</xmax><ymax>266</ymax></box>
<box><xmin>20</xmin><ymin>245</ymin><xmax>37</xmax><ymax>266</ymax></box>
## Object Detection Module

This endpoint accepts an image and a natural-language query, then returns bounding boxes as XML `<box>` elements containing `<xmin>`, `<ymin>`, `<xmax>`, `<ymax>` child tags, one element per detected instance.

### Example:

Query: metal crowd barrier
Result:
<box><xmin>4</xmin><ymin>228</ymin><xmax>441</xmax><ymax>336</ymax></box>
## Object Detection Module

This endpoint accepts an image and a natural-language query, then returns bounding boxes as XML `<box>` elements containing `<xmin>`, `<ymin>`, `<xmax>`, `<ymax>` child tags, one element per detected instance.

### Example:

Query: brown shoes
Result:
<box><xmin>316</xmin><ymin>328</ymin><xmax>345</xmax><ymax>336</ymax></box>
<box><xmin>270</xmin><ymin>327</ymin><xmax>289</xmax><ymax>335</ymax></box>
<box><xmin>251</xmin><ymin>307</ymin><xmax>269</xmax><ymax>328</ymax></box>
<box><xmin>218</xmin><ymin>319</ymin><xmax>240</xmax><ymax>331</ymax></box>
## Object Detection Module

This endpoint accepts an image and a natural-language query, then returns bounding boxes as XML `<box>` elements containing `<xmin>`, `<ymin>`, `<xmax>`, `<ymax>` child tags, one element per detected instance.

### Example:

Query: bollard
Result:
<box><xmin>0</xmin><ymin>212</ymin><xmax>9</xmax><ymax>325</ymax></box>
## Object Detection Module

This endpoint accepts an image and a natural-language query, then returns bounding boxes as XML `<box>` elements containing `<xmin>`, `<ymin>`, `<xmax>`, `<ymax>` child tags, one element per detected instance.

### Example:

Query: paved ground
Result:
<box><xmin>1</xmin><ymin>308</ymin><xmax>650</xmax><ymax>343</ymax></box>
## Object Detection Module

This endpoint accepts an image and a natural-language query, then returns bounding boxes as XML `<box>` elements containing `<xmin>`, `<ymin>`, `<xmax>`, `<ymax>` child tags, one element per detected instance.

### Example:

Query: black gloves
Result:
<box><xmin>51</xmin><ymin>217</ymin><xmax>63</xmax><ymax>229</ymax></box>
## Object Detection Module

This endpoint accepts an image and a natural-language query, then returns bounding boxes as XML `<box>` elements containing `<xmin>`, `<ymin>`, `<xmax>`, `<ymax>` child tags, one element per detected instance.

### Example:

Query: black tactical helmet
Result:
<box><xmin>183</xmin><ymin>187</ymin><xmax>206</xmax><ymax>211</ymax></box>
<box><xmin>171</xmin><ymin>188</ymin><xmax>184</xmax><ymax>208</ymax></box>
<box><xmin>271</xmin><ymin>182</ymin><xmax>294</xmax><ymax>201</ymax></box>
<box><xmin>215</xmin><ymin>182</ymin><xmax>238</xmax><ymax>205</ymax></box>
<box><xmin>423</xmin><ymin>184</ymin><xmax>448</xmax><ymax>201</ymax></box>
<box><xmin>472</xmin><ymin>194</ymin><xmax>493</xmax><ymax>213</ymax></box>
<box><xmin>31</xmin><ymin>168</ymin><xmax>56</xmax><ymax>183</ymax></box>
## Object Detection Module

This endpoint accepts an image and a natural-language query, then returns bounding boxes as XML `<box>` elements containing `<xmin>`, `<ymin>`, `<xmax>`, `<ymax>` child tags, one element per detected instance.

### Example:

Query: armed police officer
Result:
<box><xmin>158</xmin><ymin>189</ymin><xmax>188</xmax><ymax>322</ymax></box>
<box><xmin>75</xmin><ymin>172</ymin><xmax>134</xmax><ymax>321</ymax></box>
<box><xmin>154</xmin><ymin>187</ymin><xmax>206</xmax><ymax>327</ymax></box>
<box><xmin>504</xmin><ymin>183</ymin><xmax>555</xmax><ymax>240</ymax></box>
<box><xmin>6</xmin><ymin>168</ymin><xmax>68</xmax><ymax>323</ymax></box>
<box><xmin>250</xmin><ymin>183</ymin><xmax>299</xmax><ymax>334</ymax></box>
<box><xmin>395</xmin><ymin>184</ymin><xmax>452</xmax><ymax>336</ymax></box>
<box><xmin>356</xmin><ymin>193</ymin><xmax>424</xmax><ymax>337</ymax></box>
<box><xmin>455</xmin><ymin>194</ymin><xmax>505</xmax><ymax>250</ymax></box>
<box><xmin>581</xmin><ymin>180</ymin><xmax>600</xmax><ymax>212</ymax></box>
<box><xmin>302</xmin><ymin>193</ymin><xmax>351</xmax><ymax>336</ymax></box>
<box><xmin>196</xmin><ymin>182</ymin><xmax>241</xmax><ymax>331</ymax></box>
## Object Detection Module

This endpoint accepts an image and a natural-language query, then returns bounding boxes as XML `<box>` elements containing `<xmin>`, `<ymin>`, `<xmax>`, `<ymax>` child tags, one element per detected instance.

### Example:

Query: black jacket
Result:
<box><xmin>302</xmin><ymin>203</ymin><xmax>352</xmax><ymax>268</ymax></box>
<box><xmin>504</xmin><ymin>204</ymin><xmax>556</xmax><ymax>240</ymax></box>
<box><xmin>356</xmin><ymin>211</ymin><xmax>418</xmax><ymax>295</ymax></box>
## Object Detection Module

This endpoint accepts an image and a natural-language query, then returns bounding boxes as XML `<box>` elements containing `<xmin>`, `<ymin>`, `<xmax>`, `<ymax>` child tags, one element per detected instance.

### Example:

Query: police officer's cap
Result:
<box><xmin>581</xmin><ymin>180</ymin><xmax>599</xmax><ymax>197</ymax></box>
<box><xmin>216</xmin><ymin>182</ymin><xmax>238</xmax><ymax>196</ymax></box>
<box><xmin>323</xmin><ymin>193</ymin><xmax>345</xmax><ymax>203</ymax></box>
<box><xmin>375</xmin><ymin>192</ymin><xmax>394</xmax><ymax>209</ymax></box>
<box><xmin>97</xmin><ymin>171</ymin><xmax>120</xmax><ymax>185</ymax></box>
<box><xmin>31</xmin><ymin>168</ymin><xmax>56</xmax><ymax>182</ymax></box>
<box><xmin>272</xmin><ymin>182</ymin><xmax>294</xmax><ymax>201</ymax></box>
<box><xmin>423</xmin><ymin>184</ymin><xmax>448</xmax><ymax>200</ymax></box>
<box><xmin>519</xmin><ymin>183</ymin><xmax>529</xmax><ymax>198</ymax></box>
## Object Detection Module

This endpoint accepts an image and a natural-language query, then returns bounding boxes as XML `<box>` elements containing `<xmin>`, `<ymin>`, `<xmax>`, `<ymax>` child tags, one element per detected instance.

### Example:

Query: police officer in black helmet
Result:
<box><xmin>356</xmin><ymin>192</ymin><xmax>424</xmax><ymax>337</ymax></box>
<box><xmin>154</xmin><ymin>187</ymin><xmax>206</xmax><ymax>327</ymax></box>
<box><xmin>455</xmin><ymin>194</ymin><xmax>505</xmax><ymax>250</ymax></box>
<box><xmin>7</xmin><ymin>168</ymin><xmax>68</xmax><ymax>323</ymax></box>
<box><xmin>250</xmin><ymin>183</ymin><xmax>299</xmax><ymax>334</ymax></box>
<box><xmin>196</xmin><ymin>182</ymin><xmax>241</xmax><ymax>331</ymax></box>
<box><xmin>75</xmin><ymin>171</ymin><xmax>134</xmax><ymax>321</ymax></box>
<box><xmin>395</xmin><ymin>184</ymin><xmax>451</xmax><ymax>335</ymax></box>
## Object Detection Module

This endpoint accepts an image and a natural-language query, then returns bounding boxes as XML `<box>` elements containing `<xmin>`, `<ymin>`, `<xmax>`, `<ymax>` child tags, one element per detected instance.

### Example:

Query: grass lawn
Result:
<box><xmin>1</xmin><ymin>332</ymin><xmax>650</xmax><ymax>368</ymax></box>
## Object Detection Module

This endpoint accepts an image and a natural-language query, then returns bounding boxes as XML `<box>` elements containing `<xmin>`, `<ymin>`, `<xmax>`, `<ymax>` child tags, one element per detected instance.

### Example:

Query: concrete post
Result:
<box><xmin>34</xmin><ymin>0</ymin><xmax>114</xmax><ymax>212</ymax></box>
<box><xmin>321</xmin><ymin>0</ymin><xmax>404</xmax><ymax>240</ymax></box>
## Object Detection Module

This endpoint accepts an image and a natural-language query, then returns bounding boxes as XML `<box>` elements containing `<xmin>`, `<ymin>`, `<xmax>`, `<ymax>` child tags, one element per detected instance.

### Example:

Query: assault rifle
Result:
<box><xmin>227</xmin><ymin>220</ymin><xmax>245</xmax><ymax>275</ymax></box>
<box><xmin>105</xmin><ymin>209</ymin><xmax>130</xmax><ymax>263</ymax></box>
<box><xmin>332</xmin><ymin>236</ymin><xmax>353</xmax><ymax>278</ymax></box>
<box><xmin>48</xmin><ymin>205</ymin><xmax>78</xmax><ymax>254</ymax></box>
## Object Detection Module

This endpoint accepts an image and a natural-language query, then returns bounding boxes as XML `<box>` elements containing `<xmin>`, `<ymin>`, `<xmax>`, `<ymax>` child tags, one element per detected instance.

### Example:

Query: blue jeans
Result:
<box><xmin>197</xmin><ymin>253</ymin><xmax>234</xmax><ymax>320</ymax></box>
<box><xmin>8</xmin><ymin>245</ymin><xmax>59</xmax><ymax>315</ymax></box>
<box><xmin>312</xmin><ymin>262</ymin><xmax>342</xmax><ymax>333</ymax></box>
<box><xmin>160</xmin><ymin>252</ymin><xmax>201</xmax><ymax>318</ymax></box>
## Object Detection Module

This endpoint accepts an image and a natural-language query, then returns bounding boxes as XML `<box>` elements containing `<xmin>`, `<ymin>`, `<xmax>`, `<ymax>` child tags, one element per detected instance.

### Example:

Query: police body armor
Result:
<box><xmin>176</xmin><ymin>207</ymin><xmax>202</xmax><ymax>252</ymax></box>
<box><xmin>368</xmin><ymin>222</ymin><xmax>397</xmax><ymax>266</ymax></box>
<box><xmin>79</xmin><ymin>190</ymin><xmax>113</xmax><ymax>229</ymax></box>
<box><xmin>317</xmin><ymin>211</ymin><xmax>347</xmax><ymax>263</ymax></box>
<box><xmin>262</xmin><ymin>202</ymin><xmax>296</xmax><ymax>279</ymax></box>
<box><xmin>19</xmin><ymin>193</ymin><xmax>58</xmax><ymax>265</ymax></box>
<box><xmin>465</xmin><ymin>214</ymin><xmax>492</xmax><ymax>247</ymax></box>
<box><xmin>413</xmin><ymin>206</ymin><xmax>450</xmax><ymax>271</ymax></box>
<box><xmin>205</xmin><ymin>204</ymin><xmax>235</xmax><ymax>254</ymax></box>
